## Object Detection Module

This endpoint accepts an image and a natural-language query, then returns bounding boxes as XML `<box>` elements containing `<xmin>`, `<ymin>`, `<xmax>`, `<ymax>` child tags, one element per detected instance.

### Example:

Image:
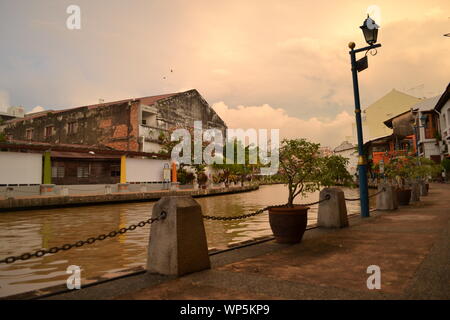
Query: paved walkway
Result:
<box><xmin>47</xmin><ymin>183</ymin><xmax>450</xmax><ymax>300</ymax></box>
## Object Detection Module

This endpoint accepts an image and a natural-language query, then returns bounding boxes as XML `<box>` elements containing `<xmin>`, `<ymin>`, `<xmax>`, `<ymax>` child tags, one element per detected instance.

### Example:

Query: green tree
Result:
<box><xmin>278</xmin><ymin>139</ymin><xmax>352</xmax><ymax>206</ymax></box>
<box><xmin>320</xmin><ymin>155</ymin><xmax>354</xmax><ymax>187</ymax></box>
<box><xmin>442</xmin><ymin>158</ymin><xmax>450</xmax><ymax>175</ymax></box>
<box><xmin>278</xmin><ymin>139</ymin><xmax>322</xmax><ymax>206</ymax></box>
<box><xmin>0</xmin><ymin>119</ymin><xmax>6</xmax><ymax>142</ymax></box>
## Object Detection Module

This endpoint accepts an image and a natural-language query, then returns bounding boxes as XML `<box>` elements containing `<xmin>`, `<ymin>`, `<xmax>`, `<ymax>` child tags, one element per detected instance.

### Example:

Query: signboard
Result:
<box><xmin>356</xmin><ymin>56</ymin><xmax>368</xmax><ymax>72</ymax></box>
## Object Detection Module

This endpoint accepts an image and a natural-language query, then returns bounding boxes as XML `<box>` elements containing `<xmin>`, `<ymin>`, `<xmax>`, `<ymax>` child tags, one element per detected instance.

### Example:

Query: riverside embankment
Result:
<box><xmin>3</xmin><ymin>184</ymin><xmax>449</xmax><ymax>300</ymax></box>
<box><xmin>0</xmin><ymin>184</ymin><xmax>258</xmax><ymax>212</ymax></box>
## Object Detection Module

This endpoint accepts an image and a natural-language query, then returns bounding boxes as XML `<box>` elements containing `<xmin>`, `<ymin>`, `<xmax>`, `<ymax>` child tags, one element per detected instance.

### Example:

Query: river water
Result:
<box><xmin>0</xmin><ymin>184</ymin><xmax>375</xmax><ymax>297</ymax></box>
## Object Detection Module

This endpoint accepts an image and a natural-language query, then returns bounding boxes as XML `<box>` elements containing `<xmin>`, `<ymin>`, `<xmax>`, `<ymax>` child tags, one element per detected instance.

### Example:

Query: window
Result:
<box><xmin>68</xmin><ymin>122</ymin><xmax>77</xmax><ymax>134</ymax></box>
<box><xmin>424</xmin><ymin>114</ymin><xmax>435</xmax><ymax>139</ymax></box>
<box><xmin>111</xmin><ymin>165</ymin><xmax>120</xmax><ymax>177</ymax></box>
<box><xmin>26</xmin><ymin>128</ymin><xmax>33</xmax><ymax>140</ymax></box>
<box><xmin>51</xmin><ymin>166</ymin><xmax>65</xmax><ymax>178</ymax></box>
<box><xmin>77</xmin><ymin>167</ymin><xmax>89</xmax><ymax>178</ymax></box>
<box><xmin>45</xmin><ymin>126</ymin><xmax>54</xmax><ymax>137</ymax></box>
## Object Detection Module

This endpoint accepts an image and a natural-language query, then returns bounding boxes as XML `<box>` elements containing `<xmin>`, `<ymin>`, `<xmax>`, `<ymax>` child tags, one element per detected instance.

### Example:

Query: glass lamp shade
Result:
<box><xmin>360</xmin><ymin>16</ymin><xmax>379</xmax><ymax>45</ymax></box>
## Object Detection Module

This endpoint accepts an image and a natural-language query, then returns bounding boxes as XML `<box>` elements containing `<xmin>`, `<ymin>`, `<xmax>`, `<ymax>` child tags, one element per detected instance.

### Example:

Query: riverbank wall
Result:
<box><xmin>0</xmin><ymin>184</ymin><xmax>259</xmax><ymax>212</ymax></box>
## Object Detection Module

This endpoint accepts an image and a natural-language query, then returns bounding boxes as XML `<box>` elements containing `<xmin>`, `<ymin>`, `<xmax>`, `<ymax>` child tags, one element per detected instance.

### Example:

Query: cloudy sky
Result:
<box><xmin>0</xmin><ymin>0</ymin><xmax>449</xmax><ymax>147</ymax></box>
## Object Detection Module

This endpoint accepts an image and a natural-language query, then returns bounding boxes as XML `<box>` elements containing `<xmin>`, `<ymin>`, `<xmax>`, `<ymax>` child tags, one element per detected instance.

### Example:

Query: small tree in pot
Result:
<box><xmin>384</xmin><ymin>156</ymin><xmax>415</xmax><ymax>205</ymax></box>
<box><xmin>268</xmin><ymin>139</ymin><xmax>351</xmax><ymax>243</ymax></box>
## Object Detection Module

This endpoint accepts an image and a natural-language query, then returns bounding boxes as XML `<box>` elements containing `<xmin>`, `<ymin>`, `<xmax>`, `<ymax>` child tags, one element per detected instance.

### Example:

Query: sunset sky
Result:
<box><xmin>0</xmin><ymin>0</ymin><xmax>449</xmax><ymax>147</ymax></box>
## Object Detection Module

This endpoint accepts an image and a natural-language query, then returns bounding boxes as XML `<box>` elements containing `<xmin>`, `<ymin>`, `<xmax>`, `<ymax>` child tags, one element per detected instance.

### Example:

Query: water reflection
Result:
<box><xmin>0</xmin><ymin>184</ymin><xmax>374</xmax><ymax>297</ymax></box>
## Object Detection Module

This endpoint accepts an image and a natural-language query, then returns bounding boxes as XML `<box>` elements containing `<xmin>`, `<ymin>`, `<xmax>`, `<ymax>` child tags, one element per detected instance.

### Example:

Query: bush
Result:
<box><xmin>177</xmin><ymin>168</ymin><xmax>195</xmax><ymax>185</ymax></box>
<box><xmin>442</xmin><ymin>158</ymin><xmax>450</xmax><ymax>173</ymax></box>
<box><xmin>197</xmin><ymin>172</ymin><xmax>208</xmax><ymax>186</ymax></box>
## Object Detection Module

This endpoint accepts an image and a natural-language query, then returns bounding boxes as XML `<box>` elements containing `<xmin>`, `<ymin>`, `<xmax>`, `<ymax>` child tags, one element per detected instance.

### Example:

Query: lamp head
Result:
<box><xmin>360</xmin><ymin>15</ymin><xmax>379</xmax><ymax>45</ymax></box>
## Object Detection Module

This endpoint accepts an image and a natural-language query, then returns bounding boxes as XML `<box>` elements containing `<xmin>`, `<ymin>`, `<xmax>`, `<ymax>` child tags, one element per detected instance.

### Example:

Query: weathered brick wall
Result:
<box><xmin>3</xmin><ymin>90</ymin><xmax>226</xmax><ymax>153</ymax></box>
<box><xmin>142</xmin><ymin>90</ymin><xmax>227</xmax><ymax>133</ymax></box>
<box><xmin>3</xmin><ymin>102</ymin><xmax>140</xmax><ymax>151</ymax></box>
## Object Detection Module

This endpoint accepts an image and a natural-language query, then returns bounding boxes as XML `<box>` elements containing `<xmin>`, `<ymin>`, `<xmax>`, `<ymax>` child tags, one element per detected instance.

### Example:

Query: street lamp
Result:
<box><xmin>360</xmin><ymin>15</ymin><xmax>379</xmax><ymax>45</ymax></box>
<box><xmin>348</xmin><ymin>15</ymin><xmax>382</xmax><ymax>218</ymax></box>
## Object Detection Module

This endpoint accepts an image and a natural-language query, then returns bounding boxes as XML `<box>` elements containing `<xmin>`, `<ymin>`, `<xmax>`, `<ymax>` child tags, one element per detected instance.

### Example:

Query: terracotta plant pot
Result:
<box><xmin>268</xmin><ymin>205</ymin><xmax>309</xmax><ymax>244</ymax></box>
<box><xmin>396</xmin><ymin>189</ymin><xmax>412</xmax><ymax>206</ymax></box>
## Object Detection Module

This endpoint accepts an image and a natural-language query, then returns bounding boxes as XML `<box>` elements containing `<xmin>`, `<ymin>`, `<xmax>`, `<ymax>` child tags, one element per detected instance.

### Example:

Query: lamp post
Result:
<box><xmin>349</xmin><ymin>15</ymin><xmax>382</xmax><ymax>218</ymax></box>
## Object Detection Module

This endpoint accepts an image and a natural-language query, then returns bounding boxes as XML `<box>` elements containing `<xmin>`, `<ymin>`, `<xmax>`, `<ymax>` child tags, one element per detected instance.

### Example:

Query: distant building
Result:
<box><xmin>0</xmin><ymin>140</ymin><xmax>169</xmax><ymax>185</ymax></box>
<box><xmin>0</xmin><ymin>106</ymin><xmax>25</xmax><ymax>122</ymax></box>
<box><xmin>1</xmin><ymin>89</ymin><xmax>227</xmax><ymax>153</ymax></box>
<box><xmin>352</xmin><ymin>89</ymin><xmax>421</xmax><ymax>143</ymax></box>
<box><xmin>411</xmin><ymin>95</ymin><xmax>443</xmax><ymax>163</ymax></box>
<box><xmin>333</xmin><ymin>141</ymin><xmax>357</xmax><ymax>175</ymax></box>
<box><xmin>434</xmin><ymin>83</ymin><xmax>450</xmax><ymax>158</ymax></box>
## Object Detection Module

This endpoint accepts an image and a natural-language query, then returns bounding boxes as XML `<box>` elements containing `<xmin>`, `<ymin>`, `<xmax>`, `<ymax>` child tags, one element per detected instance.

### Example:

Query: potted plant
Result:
<box><xmin>177</xmin><ymin>167</ymin><xmax>195</xmax><ymax>189</ymax></box>
<box><xmin>268</xmin><ymin>139</ymin><xmax>350</xmax><ymax>243</ymax></box>
<box><xmin>384</xmin><ymin>157</ymin><xmax>414</xmax><ymax>205</ymax></box>
<box><xmin>197</xmin><ymin>171</ymin><xmax>208</xmax><ymax>189</ymax></box>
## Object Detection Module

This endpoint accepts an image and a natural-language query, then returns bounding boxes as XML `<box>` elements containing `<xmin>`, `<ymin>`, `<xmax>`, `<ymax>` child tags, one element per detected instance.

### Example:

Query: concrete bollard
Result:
<box><xmin>147</xmin><ymin>196</ymin><xmax>210</xmax><ymax>276</ymax></box>
<box><xmin>419</xmin><ymin>181</ymin><xmax>428</xmax><ymax>196</ymax></box>
<box><xmin>317</xmin><ymin>188</ymin><xmax>348</xmax><ymax>228</ymax></box>
<box><xmin>105</xmin><ymin>185</ymin><xmax>112</xmax><ymax>195</ymax></box>
<box><xmin>376</xmin><ymin>183</ymin><xmax>398</xmax><ymax>210</ymax></box>
<box><xmin>410</xmin><ymin>182</ymin><xmax>420</xmax><ymax>203</ymax></box>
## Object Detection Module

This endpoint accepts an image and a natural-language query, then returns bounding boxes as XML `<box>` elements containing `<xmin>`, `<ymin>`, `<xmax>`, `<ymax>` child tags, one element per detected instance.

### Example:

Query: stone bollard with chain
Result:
<box><xmin>317</xmin><ymin>188</ymin><xmax>348</xmax><ymax>228</ymax></box>
<box><xmin>376</xmin><ymin>183</ymin><xmax>398</xmax><ymax>210</ymax></box>
<box><xmin>410</xmin><ymin>181</ymin><xmax>420</xmax><ymax>203</ymax></box>
<box><xmin>419</xmin><ymin>180</ymin><xmax>428</xmax><ymax>196</ymax></box>
<box><xmin>147</xmin><ymin>196</ymin><xmax>210</xmax><ymax>276</ymax></box>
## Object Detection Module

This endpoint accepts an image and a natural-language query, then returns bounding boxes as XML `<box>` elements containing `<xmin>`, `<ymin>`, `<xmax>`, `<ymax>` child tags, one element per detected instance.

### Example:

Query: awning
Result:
<box><xmin>50</xmin><ymin>151</ymin><xmax>121</xmax><ymax>159</ymax></box>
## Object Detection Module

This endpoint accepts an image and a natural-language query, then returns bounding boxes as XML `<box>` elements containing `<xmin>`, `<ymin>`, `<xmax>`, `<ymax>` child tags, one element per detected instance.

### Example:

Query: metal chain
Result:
<box><xmin>202</xmin><ymin>195</ymin><xmax>331</xmax><ymax>221</ymax></box>
<box><xmin>0</xmin><ymin>212</ymin><xmax>167</xmax><ymax>265</ymax></box>
<box><xmin>344</xmin><ymin>187</ymin><xmax>386</xmax><ymax>201</ymax></box>
<box><xmin>293</xmin><ymin>194</ymin><xmax>331</xmax><ymax>207</ymax></box>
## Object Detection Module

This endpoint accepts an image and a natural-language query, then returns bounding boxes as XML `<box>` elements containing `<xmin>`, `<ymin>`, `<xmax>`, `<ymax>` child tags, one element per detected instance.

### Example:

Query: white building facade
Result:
<box><xmin>333</xmin><ymin>141</ymin><xmax>358</xmax><ymax>176</ymax></box>
<box><xmin>435</xmin><ymin>83</ymin><xmax>450</xmax><ymax>158</ymax></box>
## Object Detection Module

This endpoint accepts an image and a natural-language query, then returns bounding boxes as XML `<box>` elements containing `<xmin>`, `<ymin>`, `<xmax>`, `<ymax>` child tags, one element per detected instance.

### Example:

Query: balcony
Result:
<box><xmin>139</xmin><ymin>125</ymin><xmax>168</xmax><ymax>143</ymax></box>
<box><xmin>372</xmin><ymin>150</ymin><xmax>414</xmax><ymax>164</ymax></box>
